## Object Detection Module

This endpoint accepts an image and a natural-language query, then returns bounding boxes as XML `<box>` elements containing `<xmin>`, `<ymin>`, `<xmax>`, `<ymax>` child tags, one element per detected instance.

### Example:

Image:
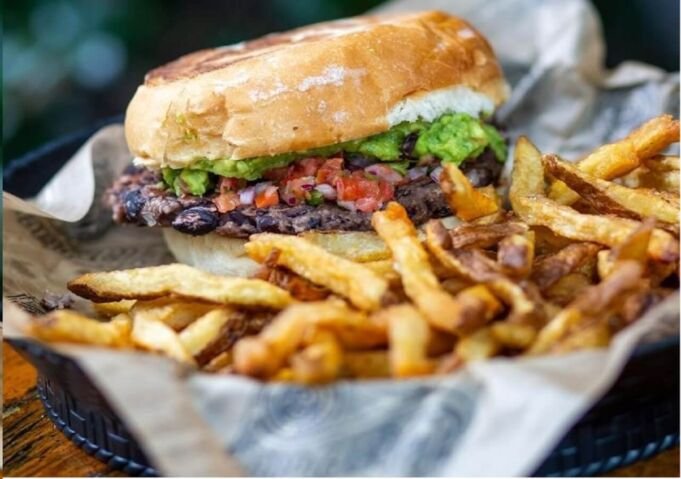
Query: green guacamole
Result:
<box><xmin>164</xmin><ymin>113</ymin><xmax>506</xmax><ymax>195</ymax></box>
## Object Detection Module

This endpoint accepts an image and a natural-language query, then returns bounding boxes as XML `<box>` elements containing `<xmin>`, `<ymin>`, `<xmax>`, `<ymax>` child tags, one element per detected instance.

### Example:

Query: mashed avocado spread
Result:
<box><xmin>163</xmin><ymin>113</ymin><xmax>506</xmax><ymax>196</ymax></box>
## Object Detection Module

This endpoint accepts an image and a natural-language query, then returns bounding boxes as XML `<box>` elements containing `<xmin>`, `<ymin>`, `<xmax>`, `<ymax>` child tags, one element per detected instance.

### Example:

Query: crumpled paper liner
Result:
<box><xmin>3</xmin><ymin>0</ymin><xmax>679</xmax><ymax>475</ymax></box>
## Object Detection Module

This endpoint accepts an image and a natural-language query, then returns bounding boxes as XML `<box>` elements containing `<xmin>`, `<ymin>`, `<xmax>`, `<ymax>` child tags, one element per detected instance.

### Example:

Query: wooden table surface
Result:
<box><xmin>3</xmin><ymin>341</ymin><xmax>679</xmax><ymax>477</ymax></box>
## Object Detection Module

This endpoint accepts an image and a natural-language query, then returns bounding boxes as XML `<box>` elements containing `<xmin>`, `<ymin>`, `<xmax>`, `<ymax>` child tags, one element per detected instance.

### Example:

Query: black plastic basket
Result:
<box><xmin>5</xmin><ymin>120</ymin><xmax>680</xmax><ymax>476</ymax></box>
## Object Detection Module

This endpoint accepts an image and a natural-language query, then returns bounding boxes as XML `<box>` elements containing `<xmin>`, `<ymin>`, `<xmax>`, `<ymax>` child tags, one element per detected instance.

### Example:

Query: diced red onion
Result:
<box><xmin>430</xmin><ymin>166</ymin><xmax>443</xmax><ymax>183</ymax></box>
<box><xmin>365</xmin><ymin>164</ymin><xmax>403</xmax><ymax>184</ymax></box>
<box><xmin>337</xmin><ymin>200</ymin><xmax>357</xmax><ymax>212</ymax></box>
<box><xmin>238</xmin><ymin>186</ymin><xmax>255</xmax><ymax>205</ymax></box>
<box><xmin>406</xmin><ymin>166</ymin><xmax>427</xmax><ymax>181</ymax></box>
<box><xmin>299</xmin><ymin>176</ymin><xmax>316</xmax><ymax>191</ymax></box>
<box><xmin>314</xmin><ymin>183</ymin><xmax>337</xmax><ymax>200</ymax></box>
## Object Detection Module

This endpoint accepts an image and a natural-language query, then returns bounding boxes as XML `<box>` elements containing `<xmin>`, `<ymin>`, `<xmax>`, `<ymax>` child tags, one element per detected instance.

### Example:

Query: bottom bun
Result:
<box><xmin>163</xmin><ymin>229</ymin><xmax>260</xmax><ymax>277</ymax></box>
<box><xmin>163</xmin><ymin>215</ymin><xmax>460</xmax><ymax>277</ymax></box>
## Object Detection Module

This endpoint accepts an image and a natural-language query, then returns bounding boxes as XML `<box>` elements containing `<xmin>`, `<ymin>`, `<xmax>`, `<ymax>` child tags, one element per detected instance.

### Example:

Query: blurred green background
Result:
<box><xmin>3</xmin><ymin>0</ymin><xmax>679</xmax><ymax>163</ymax></box>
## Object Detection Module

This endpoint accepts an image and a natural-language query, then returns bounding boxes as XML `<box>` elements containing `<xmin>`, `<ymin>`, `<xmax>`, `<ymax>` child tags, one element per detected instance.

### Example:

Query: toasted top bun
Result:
<box><xmin>127</xmin><ymin>10</ymin><xmax>508</xmax><ymax>169</ymax></box>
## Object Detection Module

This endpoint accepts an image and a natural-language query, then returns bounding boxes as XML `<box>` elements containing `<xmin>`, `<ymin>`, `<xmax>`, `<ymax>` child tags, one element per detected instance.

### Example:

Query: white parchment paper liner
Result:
<box><xmin>4</xmin><ymin>0</ymin><xmax>679</xmax><ymax>475</ymax></box>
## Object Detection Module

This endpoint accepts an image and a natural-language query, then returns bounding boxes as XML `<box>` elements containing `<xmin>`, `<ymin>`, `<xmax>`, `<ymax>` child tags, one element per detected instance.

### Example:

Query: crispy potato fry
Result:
<box><xmin>372</xmin><ymin>203</ymin><xmax>464</xmax><ymax>333</ymax></box>
<box><xmin>178</xmin><ymin>308</ymin><xmax>234</xmax><ymax>358</ymax></box>
<box><xmin>644</xmin><ymin>155</ymin><xmax>680</xmax><ymax>172</ymax></box>
<box><xmin>549</xmin><ymin>115</ymin><xmax>680</xmax><ymax>204</ymax></box>
<box><xmin>529</xmin><ymin>260</ymin><xmax>643</xmax><ymax>354</ymax></box>
<box><xmin>455</xmin><ymin>327</ymin><xmax>501</xmax><ymax>362</ymax></box>
<box><xmin>68</xmin><ymin>264</ymin><xmax>293</xmax><ymax>309</ymax></box>
<box><xmin>440</xmin><ymin>277</ymin><xmax>471</xmax><ymax>296</ymax></box>
<box><xmin>131</xmin><ymin>299</ymin><xmax>216</xmax><ymax>330</ymax></box>
<box><xmin>596</xmin><ymin>250</ymin><xmax>614</xmax><ymax>280</ymax></box>
<box><xmin>29</xmin><ymin>310</ymin><xmax>131</xmax><ymax>347</ymax></box>
<box><xmin>621</xmin><ymin>164</ymin><xmax>680</xmax><ymax>193</ymax></box>
<box><xmin>510</xmin><ymin>137</ymin><xmax>675</xmax><ymax>262</ymax></box>
<box><xmin>202</xmin><ymin>351</ymin><xmax>233</xmax><ymax>373</ymax></box>
<box><xmin>383</xmin><ymin>304</ymin><xmax>434</xmax><ymax>377</ymax></box>
<box><xmin>514</xmin><ymin>194</ymin><xmax>678</xmax><ymax>263</ymax></box>
<box><xmin>441</xmin><ymin>163</ymin><xmax>499</xmax><ymax>221</ymax></box>
<box><xmin>424</xmin><ymin>220</ymin><xmax>500</xmax><ymax>282</ymax></box>
<box><xmin>544</xmin><ymin>273</ymin><xmax>593</xmax><ymax>306</ymax></box>
<box><xmin>543</xmin><ymin>154</ymin><xmax>679</xmax><ymax>224</ymax></box>
<box><xmin>498</xmin><ymin>232</ymin><xmax>535</xmax><ymax>278</ymax></box>
<box><xmin>361</xmin><ymin>259</ymin><xmax>401</xmax><ymax>286</ymax></box>
<box><xmin>131</xmin><ymin>309</ymin><xmax>194</xmax><ymax>364</ymax></box>
<box><xmin>233</xmin><ymin>299</ymin><xmax>367</xmax><ymax>378</ymax></box>
<box><xmin>300</xmin><ymin>231</ymin><xmax>390</xmax><ymax>262</ymax></box>
<box><xmin>342</xmin><ymin>351</ymin><xmax>391</xmax><ymax>379</ymax></box>
<box><xmin>93</xmin><ymin>300</ymin><xmax>137</xmax><ymax>318</ymax></box>
<box><xmin>449</xmin><ymin>221</ymin><xmax>528</xmax><ymax>250</ymax></box>
<box><xmin>531</xmin><ymin>243</ymin><xmax>602</xmax><ymax>291</ymax></box>
<box><xmin>291</xmin><ymin>329</ymin><xmax>343</xmax><ymax>384</ymax></box>
<box><xmin>610</xmin><ymin>218</ymin><xmax>655</xmax><ymax>264</ymax></box>
<box><xmin>486</xmin><ymin>279</ymin><xmax>536</xmax><ymax>323</ymax></box>
<box><xmin>490</xmin><ymin>322</ymin><xmax>537</xmax><ymax>349</ymax></box>
<box><xmin>246</xmin><ymin>234</ymin><xmax>387</xmax><ymax>311</ymax></box>
<box><xmin>450</xmin><ymin>285</ymin><xmax>503</xmax><ymax>333</ymax></box>
<box><xmin>551</xmin><ymin>321</ymin><xmax>611</xmax><ymax>354</ymax></box>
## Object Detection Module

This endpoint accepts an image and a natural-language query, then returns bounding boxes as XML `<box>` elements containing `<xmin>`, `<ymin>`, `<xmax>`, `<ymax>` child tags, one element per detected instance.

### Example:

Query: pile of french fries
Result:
<box><xmin>26</xmin><ymin>115</ymin><xmax>680</xmax><ymax>384</ymax></box>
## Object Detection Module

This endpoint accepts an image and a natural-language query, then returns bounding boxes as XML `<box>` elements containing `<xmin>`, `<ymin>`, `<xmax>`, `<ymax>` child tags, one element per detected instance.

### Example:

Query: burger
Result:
<box><xmin>109</xmin><ymin>10</ymin><xmax>509</xmax><ymax>276</ymax></box>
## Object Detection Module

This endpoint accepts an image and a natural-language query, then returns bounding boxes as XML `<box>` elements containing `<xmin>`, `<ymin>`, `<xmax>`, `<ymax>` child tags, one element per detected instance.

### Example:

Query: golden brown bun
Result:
<box><xmin>126</xmin><ymin>10</ymin><xmax>508</xmax><ymax>168</ymax></box>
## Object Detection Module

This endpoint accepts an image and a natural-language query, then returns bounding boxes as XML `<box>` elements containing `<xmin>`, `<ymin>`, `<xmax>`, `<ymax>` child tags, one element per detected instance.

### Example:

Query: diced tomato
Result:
<box><xmin>316</xmin><ymin>157</ymin><xmax>344</xmax><ymax>184</ymax></box>
<box><xmin>213</xmin><ymin>191</ymin><xmax>240</xmax><ymax>213</ymax></box>
<box><xmin>335</xmin><ymin>171</ymin><xmax>394</xmax><ymax>212</ymax></box>
<box><xmin>378</xmin><ymin>180</ymin><xmax>394</xmax><ymax>203</ymax></box>
<box><xmin>286</xmin><ymin>157</ymin><xmax>325</xmax><ymax>180</ymax></box>
<box><xmin>218</xmin><ymin>177</ymin><xmax>245</xmax><ymax>193</ymax></box>
<box><xmin>255</xmin><ymin>186</ymin><xmax>280</xmax><ymax>208</ymax></box>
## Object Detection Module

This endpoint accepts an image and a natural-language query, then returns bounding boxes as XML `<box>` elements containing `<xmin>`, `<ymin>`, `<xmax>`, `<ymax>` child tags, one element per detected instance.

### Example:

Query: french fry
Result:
<box><xmin>178</xmin><ymin>308</ymin><xmax>234</xmax><ymax>359</ymax></box>
<box><xmin>291</xmin><ymin>329</ymin><xmax>343</xmax><ymax>384</ymax></box>
<box><xmin>529</xmin><ymin>260</ymin><xmax>643</xmax><ymax>354</ymax></box>
<box><xmin>131</xmin><ymin>309</ymin><xmax>195</xmax><ymax>364</ymax></box>
<box><xmin>498</xmin><ymin>232</ymin><xmax>535</xmax><ymax>278</ymax></box>
<box><xmin>440</xmin><ymin>163</ymin><xmax>499</xmax><ymax>220</ymax></box>
<box><xmin>531</xmin><ymin>243</ymin><xmax>602</xmax><ymax>291</ymax></box>
<box><xmin>372</xmin><ymin>203</ymin><xmax>465</xmax><ymax>334</ymax></box>
<box><xmin>490</xmin><ymin>322</ymin><xmax>537</xmax><ymax>349</ymax></box>
<box><xmin>450</xmin><ymin>284</ymin><xmax>503</xmax><ymax>333</ymax></box>
<box><xmin>68</xmin><ymin>264</ymin><xmax>293</xmax><ymax>309</ymax></box>
<box><xmin>543</xmin><ymin>154</ymin><xmax>679</xmax><ymax>224</ymax></box>
<box><xmin>28</xmin><ymin>310</ymin><xmax>131</xmax><ymax>347</ymax></box>
<box><xmin>233</xmin><ymin>299</ymin><xmax>366</xmax><ymax>378</ymax></box>
<box><xmin>361</xmin><ymin>259</ymin><xmax>401</xmax><ymax>286</ymax></box>
<box><xmin>610</xmin><ymin>218</ymin><xmax>655</xmax><ymax>264</ymax></box>
<box><xmin>449</xmin><ymin>221</ymin><xmax>528</xmax><ymax>249</ymax></box>
<box><xmin>246</xmin><ymin>234</ymin><xmax>387</xmax><ymax>311</ymax></box>
<box><xmin>486</xmin><ymin>279</ymin><xmax>536</xmax><ymax>323</ymax></box>
<box><xmin>620</xmin><ymin>159</ymin><xmax>680</xmax><ymax>193</ymax></box>
<box><xmin>551</xmin><ymin>321</ymin><xmax>611</xmax><ymax>354</ymax></box>
<box><xmin>596</xmin><ymin>250</ymin><xmax>614</xmax><ymax>280</ymax></box>
<box><xmin>424</xmin><ymin>220</ymin><xmax>500</xmax><ymax>282</ymax></box>
<box><xmin>514</xmin><ymin>194</ymin><xmax>678</xmax><ymax>263</ymax></box>
<box><xmin>454</xmin><ymin>327</ymin><xmax>501</xmax><ymax>363</ymax></box>
<box><xmin>93</xmin><ymin>300</ymin><xmax>137</xmax><ymax>318</ymax></box>
<box><xmin>300</xmin><ymin>231</ymin><xmax>390</xmax><ymax>262</ymax></box>
<box><xmin>549</xmin><ymin>115</ymin><xmax>680</xmax><ymax>204</ymax></box>
<box><xmin>131</xmin><ymin>299</ymin><xmax>216</xmax><ymax>330</ymax></box>
<box><xmin>202</xmin><ymin>351</ymin><xmax>233</xmax><ymax>373</ymax></box>
<box><xmin>342</xmin><ymin>351</ymin><xmax>391</xmax><ymax>379</ymax></box>
<box><xmin>383</xmin><ymin>304</ymin><xmax>434</xmax><ymax>377</ymax></box>
<box><xmin>544</xmin><ymin>273</ymin><xmax>593</xmax><ymax>306</ymax></box>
